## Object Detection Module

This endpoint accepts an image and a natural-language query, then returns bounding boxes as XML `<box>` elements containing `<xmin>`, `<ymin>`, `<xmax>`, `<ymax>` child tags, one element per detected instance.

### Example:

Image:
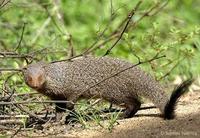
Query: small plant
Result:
<box><xmin>107</xmin><ymin>109</ymin><xmax>122</xmax><ymax>132</ymax></box>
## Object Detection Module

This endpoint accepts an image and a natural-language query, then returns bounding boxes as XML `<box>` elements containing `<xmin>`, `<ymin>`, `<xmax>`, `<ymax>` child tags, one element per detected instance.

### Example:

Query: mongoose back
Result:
<box><xmin>23</xmin><ymin>56</ymin><xmax>193</xmax><ymax>119</ymax></box>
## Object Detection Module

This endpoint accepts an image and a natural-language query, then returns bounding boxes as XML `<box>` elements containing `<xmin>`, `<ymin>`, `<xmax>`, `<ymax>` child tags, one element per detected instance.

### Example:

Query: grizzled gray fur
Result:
<box><xmin>23</xmin><ymin>56</ymin><xmax>193</xmax><ymax>119</ymax></box>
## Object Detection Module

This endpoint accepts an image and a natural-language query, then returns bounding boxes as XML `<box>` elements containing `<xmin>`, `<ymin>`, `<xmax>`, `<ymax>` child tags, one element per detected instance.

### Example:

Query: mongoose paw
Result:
<box><xmin>56</xmin><ymin>112</ymin><xmax>67</xmax><ymax>124</ymax></box>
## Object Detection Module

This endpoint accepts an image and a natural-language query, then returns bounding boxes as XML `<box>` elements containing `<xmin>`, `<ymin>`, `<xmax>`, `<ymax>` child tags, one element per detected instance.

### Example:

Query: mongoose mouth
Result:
<box><xmin>30</xmin><ymin>86</ymin><xmax>41</xmax><ymax>90</ymax></box>
<box><xmin>28</xmin><ymin>83</ymin><xmax>45</xmax><ymax>90</ymax></box>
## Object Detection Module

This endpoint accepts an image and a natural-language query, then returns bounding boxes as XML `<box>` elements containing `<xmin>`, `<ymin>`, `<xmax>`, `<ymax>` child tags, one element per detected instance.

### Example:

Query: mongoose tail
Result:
<box><xmin>164</xmin><ymin>78</ymin><xmax>194</xmax><ymax>119</ymax></box>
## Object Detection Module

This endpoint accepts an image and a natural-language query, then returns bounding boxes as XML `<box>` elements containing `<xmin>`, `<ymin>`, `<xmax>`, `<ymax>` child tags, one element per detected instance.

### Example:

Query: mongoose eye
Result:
<box><xmin>27</xmin><ymin>76</ymin><xmax>32</xmax><ymax>82</ymax></box>
<box><xmin>23</xmin><ymin>67</ymin><xmax>27</xmax><ymax>70</ymax></box>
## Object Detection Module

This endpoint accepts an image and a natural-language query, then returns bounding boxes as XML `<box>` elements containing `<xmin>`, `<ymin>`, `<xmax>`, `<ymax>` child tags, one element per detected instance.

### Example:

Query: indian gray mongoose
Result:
<box><xmin>23</xmin><ymin>56</ymin><xmax>193</xmax><ymax>120</ymax></box>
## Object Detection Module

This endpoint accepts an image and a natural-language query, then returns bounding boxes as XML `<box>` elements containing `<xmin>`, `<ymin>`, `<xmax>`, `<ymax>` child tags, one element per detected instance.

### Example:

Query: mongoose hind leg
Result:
<box><xmin>123</xmin><ymin>98</ymin><xmax>141</xmax><ymax>118</ymax></box>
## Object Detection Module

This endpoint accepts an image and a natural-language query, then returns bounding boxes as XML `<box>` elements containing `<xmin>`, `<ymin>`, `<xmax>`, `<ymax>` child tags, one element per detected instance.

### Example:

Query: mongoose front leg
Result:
<box><xmin>123</xmin><ymin>98</ymin><xmax>141</xmax><ymax>118</ymax></box>
<box><xmin>55</xmin><ymin>102</ymin><xmax>67</xmax><ymax>122</ymax></box>
<box><xmin>64</xmin><ymin>97</ymin><xmax>79</xmax><ymax>123</ymax></box>
<box><xmin>55</xmin><ymin>101</ymin><xmax>76</xmax><ymax>124</ymax></box>
<box><xmin>55</xmin><ymin>102</ymin><xmax>67</xmax><ymax>113</ymax></box>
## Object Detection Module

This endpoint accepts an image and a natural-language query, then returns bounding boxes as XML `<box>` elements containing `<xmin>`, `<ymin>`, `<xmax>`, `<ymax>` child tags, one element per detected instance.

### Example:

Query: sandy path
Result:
<box><xmin>3</xmin><ymin>91</ymin><xmax>200</xmax><ymax>138</ymax></box>
<box><xmin>71</xmin><ymin>91</ymin><xmax>200</xmax><ymax>138</ymax></box>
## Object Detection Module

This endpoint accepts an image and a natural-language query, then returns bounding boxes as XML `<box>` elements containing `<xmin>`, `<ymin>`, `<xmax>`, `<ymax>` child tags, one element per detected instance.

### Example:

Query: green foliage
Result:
<box><xmin>70</xmin><ymin>100</ymin><xmax>121</xmax><ymax>130</ymax></box>
<box><xmin>0</xmin><ymin>0</ymin><xmax>199</xmax><ymax>130</ymax></box>
<box><xmin>1</xmin><ymin>0</ymin><xmax>199</xmax><ymax>80</ymax></box>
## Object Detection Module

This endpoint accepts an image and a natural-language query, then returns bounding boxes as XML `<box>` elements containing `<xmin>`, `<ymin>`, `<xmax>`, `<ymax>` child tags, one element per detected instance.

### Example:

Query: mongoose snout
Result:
<box><xmin>23</xmin><ymin>62</ymin><xmax>46</xmax><ymax>90</ymax></box>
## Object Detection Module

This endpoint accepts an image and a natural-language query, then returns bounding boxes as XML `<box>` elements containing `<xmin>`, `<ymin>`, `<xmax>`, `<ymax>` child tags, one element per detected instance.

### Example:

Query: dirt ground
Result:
<box><xmin>72</xmin><ymin>91</ymin><xmax>200</xmax><ymax>138</ymax></box>
<box><xmin>1</xmin><ymin>90</ymin><xmax>200</xmax><ymax>138</ymax></box>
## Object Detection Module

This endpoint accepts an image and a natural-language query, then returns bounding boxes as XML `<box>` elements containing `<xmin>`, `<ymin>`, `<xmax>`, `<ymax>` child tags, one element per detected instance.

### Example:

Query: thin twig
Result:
<box><xmin>67</xmin><ymin>34</ymin><xmax>75</xmax><ymax>58</ymax></box>
<box><xmin>0</xmin><ymin>120</ymin><xmax>24</xmax><ymax>125</ymax></box>
<box><xmin>0</xmin><ymin>0</ymin><xmax>6</xmax><ymax>6</ymax></box>
<box><xmin>148</xmin><ymin>0</ymin><xmax>169</xmax><ymax>16</ymax></box>
<box><xmin>15</xmin><ymin>92</ymin><xmax>38</xmax><ymax>96</ymax></box>
<box><xmin>2</xmin><ymin>74</ymin><xmax>15</xmax><ymax>98</ymax></box>
<box><xmin>11</xmin><ymin>126</ymin><xmax>22</xmax><ymax>138</ymax></box>
<box><xmin>100</xmin><ymin>1</ymin><xmax>168</xmax><ymax>55</ymax></box>
<box><xmin>84</xmin><ymin>99</ymin><xmax>102</xmax><ymax>111</ymax></box>
<box><xmin>50</xmin><ymin>0</ymin><xmax>169</xmax><ymax>63</ymax></box>
<box><xmin>15</xmin><ymin>23</ymin><xmax>26</xmax><ymax>51</ymax></box>
<box><xmin>0</xmin><ymin>68</ymin><xmax>22</xmax><ymax>72</ymax></box>
<box><xmin>0</xmin><ymin>100</ymin><xmax>75</xmax><ymax>105</ymax></box>
<box><xmin>128</xmin><ymin>1</ymin><xmax>169</xmax><ymax>31</ymax></box>
<box><xmin>0</xmin><ymin>0</ymin><xmax>10</xmax><ymax>9</ymax></box>
<box><xmin>0</xmin><ymin>115</ymin><xmax>29</xmax><ymax>119</ymax></box>
<box><xmin>103</xmin><ymin>0</ymin><xmax>143</xmax><ymax>56</ymax></box>
<box><xmin>50</xmin><ymin>1</ymin><xmax>142</xmax><ymax>63</ymax></box>
<box><xmin>14</xmin><ymin>104</ymin><xmax>46</xmax><ymax>122</ymax></box>
<box><xmin>0</xmin><ymin>51</ymin><xmax>37</xmax><ymax>60</ymax></box>
<box><xmin>0</xmin><ymin>125</ymin><xmax>16</xmax><ymax>130</ymax></box>
<box><xmin>45</xmin><ymin>8</ymin><xmax>65</xmax><ymax>35</ymax></box>
<box><xmin>158</xmin><ymin>59</ymin><xmax>182</xmax><ymax>81</ymax></box>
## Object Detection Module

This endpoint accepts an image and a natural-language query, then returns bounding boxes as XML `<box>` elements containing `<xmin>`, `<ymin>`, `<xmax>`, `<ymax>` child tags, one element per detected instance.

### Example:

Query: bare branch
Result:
<box><xmin>128</xmin><ymin>0</ymin><xmax>169</xmax><ymax>30</ymax></box>
<box><xmin>15</xmin><ymin>23</ymin><xmax>26</xmax><ymax>51</ymax></box>
<box><xmin>0</xmin><ymin>0</ymin><xmax>10</xmax><ymax>9</ymax></box>
<box><xmin>0</xmin><ymin>51</ymin><xmax>37</xmax><ymax>60</ymax></box>
<box><xmin>0</xmin><ymin>100</ymin><xmax>75</xmax><ymax>105</ymax></box>
<box><xmin>50</xmin><ymin>1</ymin><xmax>144</xmax><ymax>63</ymax></box>
<box><xmin>0</xmin><ymin>115</ymin><xmax>29</xmax><ymax>119</ymax></box>
<box><xmin>51</xmin><ymin>0</ymin><xmax>169</xmax><ymax>64</ymax></box>
<box><xmin>148</xmin><ymin>0</ymin><xmax>169</xmax><ymax>16</ymax></box>
<box><xmin>0</xmin><ymin>120</ymin><xmax>24</xmax><ymax>125</ymax></box>
<box><xmin>104</xmin><ymin>0</ymin><xmax>143</xmax><ymax>56</ymax></box>
<box><xmin>158</xmin><ymin>59</ymin><xmax>182</xmax><ymax>81</ymax></box>
<box><xmin>67</xmin><ymin>34</ymin><xmax>75</xmax><ymax>58</ymax></box>
<box><xmin>11</xmin><ymin>126</ymin><xmax>22</xmax><ymax>138</ymax></box>
<box><xmin>129</xmin><ymin>46</ymin><xmax>141</xmax><ymax>63</ymax></box>
<box><xmin>0</xmin><ymin>68</ymin><xmax>22</xmax><ymax>72</ymax></box>
<box><xmin>14</xmin><ymin>104</ymin><xmax>46</xmax><ymax>122</ymax></box>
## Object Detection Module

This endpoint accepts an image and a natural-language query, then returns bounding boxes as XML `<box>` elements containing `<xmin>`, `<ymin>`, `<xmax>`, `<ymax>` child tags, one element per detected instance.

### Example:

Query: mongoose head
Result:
<box><xmin>23</xmin><ymin>62</ymin><xmax>47</xmax><ymax>90</ymax></box>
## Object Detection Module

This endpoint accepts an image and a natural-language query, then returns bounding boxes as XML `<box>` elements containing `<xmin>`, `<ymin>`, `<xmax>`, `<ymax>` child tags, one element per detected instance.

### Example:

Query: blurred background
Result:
<box><xmin>0</xmin><ymin>0</ymin><xmax>200</xmax><ymax>93</ymax></box>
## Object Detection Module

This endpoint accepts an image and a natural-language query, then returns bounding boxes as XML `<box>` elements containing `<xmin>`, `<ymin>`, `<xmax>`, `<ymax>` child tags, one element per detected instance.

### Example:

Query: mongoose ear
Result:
<box><xmin>25</xmin><ymin>58</ymin><xmax>34</xmax><ymax>65</ymax></box>
<box><xmin>21</xmin><ymin>59</ymin><xmax>33</xmax><ymax>71</ymax></box>
<box><xmin>22</xmin><ymin>67</ymin><xmax>27</xmax><ymax>70</ymax></box>
<box><xmin>21</xmin><ymin>67</ymin><xmax>27</xmax><ymax>74</ymax></box>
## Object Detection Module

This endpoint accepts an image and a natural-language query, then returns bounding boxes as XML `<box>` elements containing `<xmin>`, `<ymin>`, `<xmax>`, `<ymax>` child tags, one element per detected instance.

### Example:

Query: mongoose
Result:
<box><xmin>23</xmin><ymin>56</ymin><xmax>193</xmax><ymax>120</ymax></box>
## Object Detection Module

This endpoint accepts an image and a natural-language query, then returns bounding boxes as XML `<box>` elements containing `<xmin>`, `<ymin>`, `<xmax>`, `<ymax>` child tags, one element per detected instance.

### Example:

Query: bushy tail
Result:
<box><xmin>164</xmin><ymin>78</ymin><xmax>194</xmax><ymax>119</ymax></box>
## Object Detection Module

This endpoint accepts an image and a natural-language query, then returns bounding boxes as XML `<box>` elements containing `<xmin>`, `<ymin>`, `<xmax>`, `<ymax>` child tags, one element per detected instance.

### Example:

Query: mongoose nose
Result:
<box><xmin>29</xmin><ymin>82</ymin><xmax>39</xmax><ymax>89</ymax></box>
<box><xmin>27</xmin><ymin>74</ymin><xmax>44</xmax><ymax>89</ymax></box>
<box><xmin>28</xmin><ymin>79</ymin><xmax>42</xmax><ymax>89</ymax></box>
